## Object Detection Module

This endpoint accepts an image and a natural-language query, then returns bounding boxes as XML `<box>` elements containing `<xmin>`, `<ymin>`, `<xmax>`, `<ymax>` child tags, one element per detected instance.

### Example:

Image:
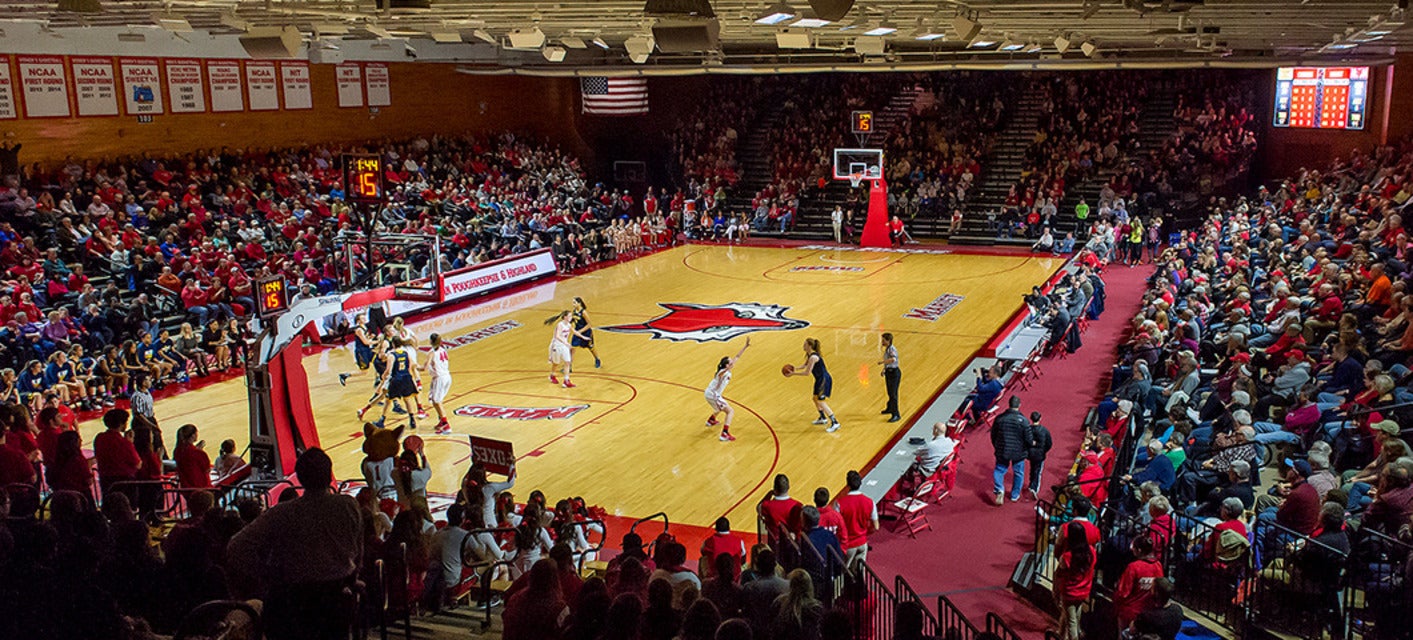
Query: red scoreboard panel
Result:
<box><xmin>1273</xmin><ymin>66</ymin><xmax>1369</xmax><ymax>130</ymax></box>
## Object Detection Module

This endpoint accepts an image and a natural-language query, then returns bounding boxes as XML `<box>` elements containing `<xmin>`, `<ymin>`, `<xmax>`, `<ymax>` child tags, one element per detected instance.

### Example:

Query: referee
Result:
<box><xmin>879</xmin><ymin>333</ymin><xmax>901</xmax><ymax>422</ymax></box>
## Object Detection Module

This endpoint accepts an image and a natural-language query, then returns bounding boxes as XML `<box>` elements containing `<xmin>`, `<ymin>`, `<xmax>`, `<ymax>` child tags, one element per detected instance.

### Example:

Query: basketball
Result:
<box><xmin>781</xmin><ymin>364</ymin><xmax>795</xmax><ymax>376</ymax></box>
<box><xmin>404</xmin><ymin>435</ymin><xmax>424</xmax><ymax>453</ymax></box>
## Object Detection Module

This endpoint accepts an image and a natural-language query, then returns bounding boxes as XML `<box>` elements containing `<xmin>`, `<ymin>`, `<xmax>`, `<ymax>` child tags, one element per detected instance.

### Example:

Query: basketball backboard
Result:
<box><xmin>832</xmin><ymin>148</ymin><xmax>884</xmax><ymax>181</ymax></box>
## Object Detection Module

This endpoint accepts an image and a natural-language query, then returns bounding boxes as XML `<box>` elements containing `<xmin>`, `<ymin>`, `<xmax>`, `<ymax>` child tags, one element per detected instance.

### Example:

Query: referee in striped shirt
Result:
<box><xmin>129</xmin><ymin>376</ymin><xmax>165</xmax><ymax>458</ymax></box>
<box><xmin>879</xmin><ymin>333</ymin><xmax>901</xmax><ymax>423</ymax></box>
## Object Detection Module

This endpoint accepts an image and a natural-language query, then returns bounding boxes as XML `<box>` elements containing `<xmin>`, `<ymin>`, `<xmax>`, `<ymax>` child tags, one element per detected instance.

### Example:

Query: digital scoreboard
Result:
<box><xmin>342</xmin><ymin>154</ymin><xmax>385</xmax><ymax>204</ymax></box>
<box><xmin>1273</xmin><ymin>66</ymin><xmax>1369</xmax><ymax>130</ymax></box>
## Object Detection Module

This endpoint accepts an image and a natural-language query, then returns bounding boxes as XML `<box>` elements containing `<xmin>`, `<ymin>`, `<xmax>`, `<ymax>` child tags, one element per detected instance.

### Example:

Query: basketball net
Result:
<box><xmin>849</xmin><ymin>173</ymin><xmax>864</xmax><ymax>189</ymax></box>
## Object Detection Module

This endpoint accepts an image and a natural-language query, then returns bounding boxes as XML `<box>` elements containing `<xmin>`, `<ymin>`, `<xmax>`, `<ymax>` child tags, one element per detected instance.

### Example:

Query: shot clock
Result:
<box><xmin>343</xmin><ymin>154</ymin><xmax>385</xmax><ymax>204</ymax></box>
<box><xmin>255</xmin><ymin>276</ymin><xmax>291</xmax><ymax>319</ymax></box>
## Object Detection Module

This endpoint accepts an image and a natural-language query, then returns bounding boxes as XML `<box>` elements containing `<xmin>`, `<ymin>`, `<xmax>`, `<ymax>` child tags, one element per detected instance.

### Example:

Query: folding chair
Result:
<box><xmin>883</xmin><ymin>480</ymin><xmax>936</xmax><ymax>538</ymax></box>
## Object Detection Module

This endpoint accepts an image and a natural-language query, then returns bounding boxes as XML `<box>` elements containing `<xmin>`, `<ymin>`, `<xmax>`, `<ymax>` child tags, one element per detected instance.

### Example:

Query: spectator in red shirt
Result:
<box><xmin>813</xmin><ymin>487</ymin><xmax>845</xmax><ymax>537</ymax></box>
<box><xmin>833</xmin><ymin>470</ymin><xmax>878</xmax><ymax>571</ymax></box>
<box><xmin>1113</xmin><ymin>534</ymin><xmax>1165</xmax><ymax>630</ymax></box>
<box><xmin>502</xmin><ymin>558</ymin><xmax>569</xmax><ymax>640</ymax></box>
<box><xmin>94</xmin><ymin>407</ymin><xmax>142</xmax><ymax>493</ymax></box>
<box><xmin>699</xmin><ymin>517</ymin><xmax>747</xmax><ymax>580</ymax></box>
<box><xmin>759</xmin><ymin>473</ymin><xmax>804</xmax><ymax>540</ymax></box>
<box><xmin>35</xmin><ymin>405</ymin><xmax>65</xmax><ymax>466</ymax></box>
<box><xmin>1053</xmin><ymin>520</ymin><xmax>1096</xmax><ymax>640</ymax></box>
<box><xmin>45</xmin><ymin>430</ymin><xmax>92</xmax><ymax>494</ymax></box>
<box><xmin>0</xmin><ymin>422</ymin><xmax>37</xmax><ymax>486</ymax></box>
<box><xmin>174</xmin><ymin>423</ymin><xmax>212</xmax><ymax>490</ymax></box>
<box><xmin>181</xmin><ymin>279</ymin><xmax>213</xmax><ymax>327</ymax></box>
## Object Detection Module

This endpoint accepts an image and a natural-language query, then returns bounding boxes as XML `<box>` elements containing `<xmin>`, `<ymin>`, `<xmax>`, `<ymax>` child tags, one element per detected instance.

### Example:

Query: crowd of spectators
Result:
<box><xmin>883</xmin><ymin>72</ymin><xmax>1007</xmax><ymax>221</ymax></box>
<box><xmin>1043</xmin><ymin>134</ymin><xmax>1413</xmax><ymax>639</ymax></box>
<box><xmin>0</xmin><ymin>133</ymin><xmax>666</xmax><ymax>416</ymax></box>
<box><xmin>668</xmin><ymin>77</ymin><xmax>766</xmax><ymax>195</ymax></box>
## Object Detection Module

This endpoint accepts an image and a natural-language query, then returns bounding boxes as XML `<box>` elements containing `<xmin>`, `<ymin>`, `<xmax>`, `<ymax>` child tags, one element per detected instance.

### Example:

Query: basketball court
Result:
<box><xmin>77</xmin><ymin>243</ymin><xmax>1061</xmax><ymax>532</ymax></box>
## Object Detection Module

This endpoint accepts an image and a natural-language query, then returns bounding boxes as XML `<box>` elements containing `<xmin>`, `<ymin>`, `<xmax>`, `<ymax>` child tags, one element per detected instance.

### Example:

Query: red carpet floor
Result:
<box><xmin>866</xmin><ymin>263</ymin><xmax>1155</xmax><ymax>637</ymax></box>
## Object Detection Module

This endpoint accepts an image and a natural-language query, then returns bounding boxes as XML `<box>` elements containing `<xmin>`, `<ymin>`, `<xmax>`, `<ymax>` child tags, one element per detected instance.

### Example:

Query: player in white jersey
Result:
<box><xmin>545</xmin><ymin>310</ymin><xmax>589</xmax><ymax>389</ymax></box>
<box><xmin>423</xmin><ymin>333</ymin><xmax>454</xmax><ymax>434</ymax></box>
<box><xmin>705</xmin><ymin>338</ymin><xmax>750</xmax><ymax>442</ymax></box>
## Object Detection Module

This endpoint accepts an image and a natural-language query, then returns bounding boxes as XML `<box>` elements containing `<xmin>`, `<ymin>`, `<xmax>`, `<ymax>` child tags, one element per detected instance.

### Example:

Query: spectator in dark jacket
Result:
<box><xmin>1026</xmin><ymin>411</ymin><xmax>1053</xmax><ymax>500</ymax></box>
<box><xmin>1125</xmin><ymin>439</ymin><xmax>1177</xmax><ymax>493</ymax></box>
<box><xmin>991</xmin><ymin>396</ymin><xmax>1030</xmax><ymax>505</ymax></box>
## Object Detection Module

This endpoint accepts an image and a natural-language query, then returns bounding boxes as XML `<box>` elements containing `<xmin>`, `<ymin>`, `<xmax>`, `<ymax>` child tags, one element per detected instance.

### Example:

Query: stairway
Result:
<box><xmin>948</xmin><ymin>80</ymin><xmax>1046</xmax><ymax>245</ymax></box>
<box><xmin>725</xmin><ymin>91</ymin><xmax>788</xmax><ymax>218</ymax></box>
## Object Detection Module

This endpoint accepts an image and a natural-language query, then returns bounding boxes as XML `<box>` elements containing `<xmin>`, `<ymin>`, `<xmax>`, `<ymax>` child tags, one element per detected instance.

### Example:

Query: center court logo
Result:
<box><xmin>454</xmin><ymin>404</ymin><xmax>589</xmax><ymax>420</ymax></box>
<box><xmin>602</xmin><ymin>302</ymin><xmax>810</xmax><ymax>343</ymax></box>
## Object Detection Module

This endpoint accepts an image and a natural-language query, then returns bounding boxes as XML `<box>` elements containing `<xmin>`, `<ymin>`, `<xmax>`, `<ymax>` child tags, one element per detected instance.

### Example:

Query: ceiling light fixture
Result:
<box><xmin>592</xmin><ymin>36</ymin><xmax>610</xmax><ymax>48</ymax></box>
<box><xmin>431</xmin><ymin>31</ymin><xmax>462</xmax><ymax>43</ymax></box>
<box><xmin>756</xmin><ymin>2</ymin><xmax>797</xmax><ymax>25</ymax></box>
<box><xmin>1024</xmin><ymin>42</ymin><xmax>1043</xmax><ymax>52</ymax></box>
<box><xmin>791</xmin><ymin>17</ymin><xmax>831</xmax><ymax>28</ymax></box>
<box><xmin>968</xmin><ymin>34</ymin><xmax>996</xmax><ymax>48</ymax></box>
<box><xmin>561</xmin><ymin>36</ymin><xmax>587</xmax><ymax>48</ymax></box>
<box><xmin>1080</xmin><ymin>41</ymin><xmax>1098</xmax><ymax>56</ymax></box>
<box><xmin>914</xmin><ymin>31</ymin><xmax>944</xmax><ymax>41</ymax></box>
<box><xmin>999</xmin><ymin>37</ymin><xmax>1024</xmax><ymax>51</ymax></box>
<box><xmin>863</xmin><ymin>24</ymin><xmax>896</xmax><ymax>36</ymax></box>
<box><xmin>471</xmin><ymin>29</ymin><xmax>495</xmax><ymax>43</ymax></box>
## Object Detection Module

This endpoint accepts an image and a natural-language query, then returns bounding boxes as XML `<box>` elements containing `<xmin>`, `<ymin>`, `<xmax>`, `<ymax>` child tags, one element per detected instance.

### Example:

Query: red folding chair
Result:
<box><xmin>882</xmin><ymin>479</ymin><xmax>936</xmax><ymax>538</ymax></box>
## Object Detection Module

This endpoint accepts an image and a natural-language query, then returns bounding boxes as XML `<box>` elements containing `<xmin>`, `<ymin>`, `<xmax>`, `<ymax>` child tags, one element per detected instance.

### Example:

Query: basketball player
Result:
<box><xmin>338</xmin><ymin>313</ymin><xmax>377</xmax><ymax>387</ymax></box>
<box><xmin>423</xmin><ymin>333</ymin><xmax>453</xmax><ymax>434</ymax></box>
<box><xmin>786</xmin><ymin>338</ymin><xmax>840</xmax><ymax>432</ymax></box>
<box><xmin>545</xmin><ymin>311</ymin><xmax>588</xmax><ymax>389</ymax></box>
<box><xmin>570</xmin><ymin>297</ymin><xmax>602</xmax><ymax>368</ymax></box>
<box><xmin>705</xmin><ymin>338</ymin><xmax>750</xmax><ymax>442</ymax></box>
<box><xmin>380</xmin><ymin>337</ymin><xmax>423</xmax><ymax>429</ymax></box>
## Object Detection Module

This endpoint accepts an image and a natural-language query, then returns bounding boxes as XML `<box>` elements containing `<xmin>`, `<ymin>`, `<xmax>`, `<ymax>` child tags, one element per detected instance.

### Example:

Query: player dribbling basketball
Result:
<box><xmin>423</xmin><ymin>333</ymin><xmax>453</xmax><ymax>434</ymax></box>
<box><xmin>705</xmin><ymin>338</ymin><xmax>749</xmax><ymax>442</ymax></box>
<box><xmin>785</xmin><ymin>337</ymin><xmax>840</xmax><ymax>432</ymax></box>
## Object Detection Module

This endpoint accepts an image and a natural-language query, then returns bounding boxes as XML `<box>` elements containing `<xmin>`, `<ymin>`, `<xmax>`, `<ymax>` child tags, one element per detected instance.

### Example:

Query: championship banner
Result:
<box><xmin>335</xmin><ymin>63</ymin><xmax>363</xmax><ymax>108</ymax></box>
<box><xmin>364</xmin><ymin>62</ymin><xmax>390</xmax><ymax>107</ymax></box>
<box><xmin>245</xmin><ymin>61</ymin><xmax>279</xmax><ymax>111</ymax></box>
<box><xmin>468</xmin><ymin>435</ymin><xmax>515</xmax><ymax>475</ymax></box>
<box><xmin>279</xmin><ymin>61</ymin><xmax>312</xmax><ymax>110</ymax></box>
<box><xmin>0</xmin><ymin>56</ymin><xmax>21</xmax><ymax>119</ymax></box>
<box><xmin>16</xmin><ymin>55</ymin><xmax>70</xmax><ymax>118</ymax></box>
<box><xmin>207</xmin><ymin>60</ymin><xmax>244</xmax><ymax>112</ymax></box>
<box><xmin>164</xmin><ymin>58</ymin><xmax>206</xmax><ymax>113</ymax></box>
<box><xmin>70</xmin><ymin>56</ymin><xmax>119</xmax><ymax>116</ymax></box>
<box><xmin>119</xmin><ymin>57</ymin><xmax>163</xmax><ymax>116</ymax></box>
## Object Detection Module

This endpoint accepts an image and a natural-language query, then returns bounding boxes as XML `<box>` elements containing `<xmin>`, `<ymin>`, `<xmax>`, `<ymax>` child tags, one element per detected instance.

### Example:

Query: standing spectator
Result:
<box><xmin>1052</xmin><ymin>521</ymin><xmax>1095</xmax><ymax>640</ymax></box>
<box><xmin>227</xmin><ymin>448</ymin><xmax>362</xmax><ymax>640</ymax></box>
<box><xmin>44</xmin><ymin>430</ymin><xmax>91</xmax><ymax>493</ymax></box>
<box><xmin>759</xmin><ymin>474</ymin><xmax>804</xmax><ymax>539</ymax></box>
<box><xmin>991</xmin><ymin>396</ymin><xmax>1030</xmax><ymax>505</ymax></box>
<box><xmin>173</xmin><ymin>424</ymin><xmax>212</xmax><ymax>490</ymax></box>
<box><xmin>740</xmin><ymin>548</ymin><xmax>788</xmax><ymax>638</ymax></box>
<box><xmin>1026</xmin><ymin>411</ymin><xmax>1053</xmax><ymax>500</ymax></box>
<box><xmin>93</xmin><ymin>408</ymin><xmax>140</xmax><ymax>494</ymax></box>
<box><xmin>0</xmin><ymin>422</ymin><xmax>37</xmax><ymax>486</ymax></box>
<box><xmin>1113</xmin><ymin>534</ymin><xmax>1164</xmax><ymax>631</ymax></box>
<box><xmin>878</xmin><ymin>333</ymin><xmax>901</xmax><ymax>423</ymax></box>
<box><xmin>833</xmin><ymin>470</ymin><xmax>877</xmax><ymax>571</ymax></box>
<box><xmin>700</xmin><ymin>517</ymin><xmax>747</xmax><ymax>580</ymax></box>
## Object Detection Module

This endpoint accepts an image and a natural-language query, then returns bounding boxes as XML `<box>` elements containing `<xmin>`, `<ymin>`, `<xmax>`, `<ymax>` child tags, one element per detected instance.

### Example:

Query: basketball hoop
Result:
<box><xmin>849</xmin><ymin>173</ymin><xmax>864</xmax><ymax>189</ymax></box>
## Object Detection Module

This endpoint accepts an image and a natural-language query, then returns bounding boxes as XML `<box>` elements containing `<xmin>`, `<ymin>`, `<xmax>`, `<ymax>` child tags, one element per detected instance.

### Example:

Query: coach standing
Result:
<box><xmin>991</xmin><ymin>396</ymin><xmax>1030</xmax><ymax>506</ymax></box>
<box><xmin>879</xmin><ymin>333</ymin><xmax>901</xmax><ymax>423</ymax></box>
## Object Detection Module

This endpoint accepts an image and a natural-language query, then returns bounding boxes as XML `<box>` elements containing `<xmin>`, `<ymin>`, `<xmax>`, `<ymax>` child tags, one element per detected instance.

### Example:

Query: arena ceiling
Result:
<box><xmin>1</xmin><ymin>0</ymin><xmax>1408</xmax><ymax>71</ymax></box>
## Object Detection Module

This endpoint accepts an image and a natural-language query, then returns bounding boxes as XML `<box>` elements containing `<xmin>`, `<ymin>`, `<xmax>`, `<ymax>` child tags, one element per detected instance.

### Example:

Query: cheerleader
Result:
<box><xmin>785</xmin><ymin>338</ymin><xmax>840</xmax><ymax>432</ymax></box>
<box><xmin>705</xmin><ymin>338</ymin><xmax>749</xmax><ymax>442</ymax></box>
<box><xmin>423</xmin><ymin>333</ymin><xmax>453</xmax><ymax>434</ymax></box>
<box><xmin>545</xmin><ymin>310</ymin><xmax>589</xmax><ymax>388</ymax></box>
<box><xmin>570</xmin><ymin>297</ymin><xmax>602</xmax><ymax>368</ymax></box>
<box><xmin>379</xmin><ymin>337</ymin><xmax>423</xmax><ymax>429</ymax></box>
<box><xmin>338</xmin><ymin>313</ymin><xmax>377</xmax><ymax>386</ymax></box>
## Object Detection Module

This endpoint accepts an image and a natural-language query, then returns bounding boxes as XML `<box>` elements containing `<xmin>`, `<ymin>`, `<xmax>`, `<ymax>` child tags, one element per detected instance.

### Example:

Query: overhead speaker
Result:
<box><xmin>625</xmin><ymin>34</ymin><xmax>656</xmax><ymax>56</ymax></box>
<box><xmin>651</xmin><ymin>19</ymin><xmax>720</xmax><ymax>53</ymax></box>
<box><xmin>643</xmin><ymin>0</ymin><xmax>716</xmax><ymax>17</ymax></box>
<box><xmin>507</xmin><ymin>27</ymin><xmax>546</xmax><ymax>49</ymax></box>
<box><xmin>952</xmin><ymin>15</ymin><xmax>981</xmax><ymax>41</ymax></box>
<box><xmin>853</xmin><ymin>35</ymin><xmax>886</xmax><ymax>55</ymax></box>
<box><xmin>239</xmin><ymin>26</ymin><xmax>302</xmax><ymax>59</ymax></box>
<box><xmin>541</xmin><ymin>45</ymin><xmax>567</xmax><ymax>62</ymax></box>
<box><xmin>807</xmin><ymin>0</ymin><xmax>854</xmax><ymax>22</ymax></box>
<box><xmin>308</xmin><ymin>46</ymin><xmax>345</xmax><ymax>64</ymax></box>
<box><xmin>775</xmin><ymin>28</ymin><xmax>812</xmax><ymax>49</ymax></box>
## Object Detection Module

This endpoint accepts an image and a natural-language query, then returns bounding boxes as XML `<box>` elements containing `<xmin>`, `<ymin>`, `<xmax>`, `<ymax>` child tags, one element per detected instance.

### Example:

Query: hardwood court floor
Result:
<box><xmin>79</xmin><ymin>244</ymin><xmax>1062</xmax><ymax>531</ymax></box>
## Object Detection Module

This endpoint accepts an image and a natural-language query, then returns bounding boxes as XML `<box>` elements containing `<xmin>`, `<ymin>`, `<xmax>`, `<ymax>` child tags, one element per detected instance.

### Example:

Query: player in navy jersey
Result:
<box><xmin>785</xmin><ymin>337</ymin><xmax>840</xmax><ymax>432</ymax></box>
<box><xmin>339</xmin><ymin>313</ymin><xmax>377</xmax><ymax>386</ymax></box>
<box><xmin>570</xmin><ymin>297</ymin><xmax>602</xmax><ymax>368</ymax></box>
<box><xmin>379</xmin><ymin>337</ymin><xmax>423</xmax><ymax>429</ymax></box>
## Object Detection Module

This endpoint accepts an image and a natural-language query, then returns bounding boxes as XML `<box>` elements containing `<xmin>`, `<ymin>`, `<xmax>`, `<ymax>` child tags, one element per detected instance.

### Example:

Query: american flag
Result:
<box><xmin>580</xmin><ymin>77</ymin><xmax>649</xmax><ymax>115</ymax></box>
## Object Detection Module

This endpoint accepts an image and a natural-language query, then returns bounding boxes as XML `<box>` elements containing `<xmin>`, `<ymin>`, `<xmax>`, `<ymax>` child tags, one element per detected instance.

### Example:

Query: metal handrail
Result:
<box><xmin>984</xmin><ymin>612</ymin><xmax>1023</xmax><ymax>640</ymax></box>
<box><xmin>566</xmin><ymin>518</ymin><xmax>607</xmax><ymax>572</ymax></box>
<box><xmin>893</xmin><ymin>575</ymin><xmax>940</xmax><ymax>636</ymax></box>
<box><xmin>478</xmin><ymin>559</ymin><xmax>517</xmax><ymax>631</ymax></box>
<box><xmin>629</xmin><ymin>511</ymin><xmax>670</xmax><ymax>555</ymax></box>
<box><xmin>936</xmin><ymin>594</ymin><xmax>981</xmax><ymax>640</ymax></box>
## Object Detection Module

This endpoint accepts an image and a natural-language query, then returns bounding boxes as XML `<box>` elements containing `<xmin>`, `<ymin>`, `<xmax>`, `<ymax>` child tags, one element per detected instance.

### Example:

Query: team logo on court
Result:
<box><xmin>602</xmin><ymin>302</ymin><xmax>809</xmax><ymax>342</ymax></box>
<box><xmin>454</xmin><ymin>404</ymin><xmax>589</xmax><ymax>420</ymax></box>
<box><xmin>904</xmin><ymin>294</ymin><xmax>965</xmax><ymax>321</ymax></box>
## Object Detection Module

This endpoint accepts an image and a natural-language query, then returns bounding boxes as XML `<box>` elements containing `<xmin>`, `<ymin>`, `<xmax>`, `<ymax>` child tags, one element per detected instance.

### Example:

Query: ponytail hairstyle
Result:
<box><xmin>1063</xmin><ymin>520</ymin><xmax>1092</xmax><ymax>567</ymax></box>
<box><xmin>805</xmin><ymin>338</ymin><xmax>821</xmax><ymax>355</ymax></box>
<box><xmin>574</xmin><ymin>296</ymin><xmax>587</xmax><ymax>311</ymax></box>
<box><xmin>717</xmin><ymin>356</ymin><xmax>731</xmax><ymax>372</ymax></box>
<box><xmin>544</xmin><ymin>310</ymin><xmax>570</xmax><ymax>326</ymax></box>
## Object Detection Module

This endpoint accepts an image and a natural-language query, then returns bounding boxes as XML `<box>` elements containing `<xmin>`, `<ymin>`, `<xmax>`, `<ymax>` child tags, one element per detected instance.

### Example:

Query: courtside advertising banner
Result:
<box><xmin>385</xmin><ymin>249</ymin><xmax>558</xmax><ymax>316</ymax></box>
<box><xmin>469</xmin><ymin>436</ymin><xmax>515</xmax><ymax>475</ymax></box>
